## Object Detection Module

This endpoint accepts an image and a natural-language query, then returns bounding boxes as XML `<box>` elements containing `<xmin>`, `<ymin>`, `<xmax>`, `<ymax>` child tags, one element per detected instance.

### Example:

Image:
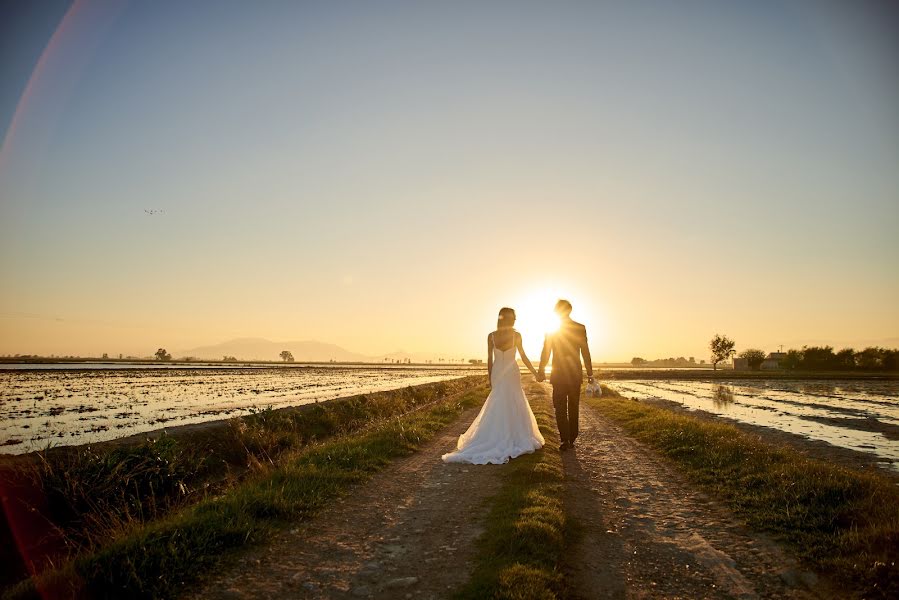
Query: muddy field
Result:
<box><xmin>606</xmin><ymin>379</ymin><xmax>899</xmax><ymax>471</ymax></box>
<box><xmin>0</xmin><ymin>365</ymin><xmax>482</xmax><ymax>453</ymax></box>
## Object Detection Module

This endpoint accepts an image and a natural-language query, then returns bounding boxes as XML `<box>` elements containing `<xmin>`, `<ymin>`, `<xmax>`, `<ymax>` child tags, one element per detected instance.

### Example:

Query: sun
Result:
<box><xmin>506</xmin><ymin>285</ymin><xmax>606</xmax><ymax>359</ymax></box>
<box><xmin>514</xmin><ymin>289</ymin><xmax>563</xmax><ymax>344</ymax></box>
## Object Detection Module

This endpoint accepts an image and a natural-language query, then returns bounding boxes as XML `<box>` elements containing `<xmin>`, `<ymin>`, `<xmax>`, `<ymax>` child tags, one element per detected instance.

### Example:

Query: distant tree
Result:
<box><xmin>835</xmin><ymin>348</ymin><xmax>856</xmax><ymax>370</ymax></box>
<box><xmin>223</xmin><ymin>355</ymin><xmax>238</xmax><ymax>362</ymax></box>
<box><xmin>781</xmin><ymin>349</ymin><xmax>802</xmax><ymax>370</ymax></box>
<box><xmin>856</xmin><ymin>347</ymin><xmax>884</xmax><ymax>370</ymax></box>
<box><xmin>280</xmin><ymin>350</ymin><xmax>295</xmax><ymax>363</ymax></box>
<box><xmin>709</xmin><ymin>335</ymin><xmax>736</xmax><ymax>371</ymax></box>
<box><xmin>631</xmin><ymin>357</ymin><xmax>647</xmax><ymax>367</ymax></box>
<box><xmin>801</xmin><ymin>346</ymin><xmax>837</xmax><ymax>370</ymax></box>
<box><xmin>102</xmin><ymin>353</ymin><xmax>108</xmax><ymax>359</ymax></box>
<box><xmin>855</xmin><ymin>347</ymin><xmax>899</xmax><ymax>371</ymax></box>
<box><xmin>155</xmin><ymin>348</ymin><xmax>172</xmax><ymax>361</ymax></box>
<box><xmin>738</xmin><ymin>349</ymin><xmax>766</xmax><ymax>371</ymax></box>
<box><xmin>883</xmin><ymin>349</ymin><xmax>899</xmax><ymax>371</ymax></box>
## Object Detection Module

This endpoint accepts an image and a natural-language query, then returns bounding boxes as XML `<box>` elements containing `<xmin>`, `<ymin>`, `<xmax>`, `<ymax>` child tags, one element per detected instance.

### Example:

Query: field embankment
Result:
<box><xmin>590</xmin><ymin>385</ymin><xmax>899</xmax><ymax>598</ymax></box>
<box><xmin>1</xmin><ymin>376</ymin><xmax>485</xmax><ymax>598</ymax></box>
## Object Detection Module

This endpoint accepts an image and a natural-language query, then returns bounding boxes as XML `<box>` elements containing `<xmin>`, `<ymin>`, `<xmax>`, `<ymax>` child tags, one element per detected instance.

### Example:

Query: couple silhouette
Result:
<box><xmin>443</xmin><ymin>299</ymin><xmax>594</xmax><ymax>464</ymax></box>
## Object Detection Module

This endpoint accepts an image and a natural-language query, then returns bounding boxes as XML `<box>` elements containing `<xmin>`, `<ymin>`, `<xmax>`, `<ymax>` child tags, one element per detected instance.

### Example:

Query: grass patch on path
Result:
<box><xmin>4</xmin><ymin>384</ymin><xmax>487</xmax><ymax>600</ymax></box>
<box><xmin>589</xmin><ymin>386</ymin><xmax>899</xmax><ymax>598</ymax></box>
<box><xmin>455</xmin><ymin>383</ymin><xmax>571</xmax><ymax>600</ymax></box>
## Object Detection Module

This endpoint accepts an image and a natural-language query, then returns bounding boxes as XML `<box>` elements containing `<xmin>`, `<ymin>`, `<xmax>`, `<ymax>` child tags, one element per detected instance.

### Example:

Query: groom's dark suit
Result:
<box><xmin>538</xmin><ymin>319</ymin><xmax>592</xmax><ymax>445</ymax></box>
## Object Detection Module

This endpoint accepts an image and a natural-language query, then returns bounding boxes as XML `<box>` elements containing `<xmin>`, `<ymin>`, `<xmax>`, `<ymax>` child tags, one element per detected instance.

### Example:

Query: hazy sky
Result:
<box><xmin>1</xmin><ymin>0</ymin><xmax>897</xmax><ymax>361</ymax></box>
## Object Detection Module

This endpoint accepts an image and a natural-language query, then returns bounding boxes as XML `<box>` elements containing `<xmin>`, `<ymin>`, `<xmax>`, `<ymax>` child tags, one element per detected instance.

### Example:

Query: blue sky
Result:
<box><xmin>1</xmin><ymin>0</ymin><xmax>897</xmax><ymax>360</ymax></box>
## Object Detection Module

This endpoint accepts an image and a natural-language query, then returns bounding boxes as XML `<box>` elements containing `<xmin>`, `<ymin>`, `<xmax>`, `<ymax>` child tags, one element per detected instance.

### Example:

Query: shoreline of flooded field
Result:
<box><xmin>606</xmin><ymin>379</ymin><xmax>899</xmax><ymax>471</ymax></box>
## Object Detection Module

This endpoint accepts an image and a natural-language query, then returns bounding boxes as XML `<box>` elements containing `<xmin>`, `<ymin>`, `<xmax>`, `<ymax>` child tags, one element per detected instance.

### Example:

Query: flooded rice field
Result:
<box><xmin>607</xmin><ymin>379</ymin><xmax>899</xmax><ymax>471</ymax></box>
<box><xmin>0</xmin><ymin>365</ymin><xmax>483</xmax><ymax>454</ymax></box>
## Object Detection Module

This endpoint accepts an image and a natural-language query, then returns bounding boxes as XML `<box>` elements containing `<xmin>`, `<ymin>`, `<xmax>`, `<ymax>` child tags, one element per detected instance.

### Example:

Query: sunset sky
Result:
<box><xmin>1</xmin><ymin>0</ymin><xmax>897</xmax><ymax>362</ymax></box>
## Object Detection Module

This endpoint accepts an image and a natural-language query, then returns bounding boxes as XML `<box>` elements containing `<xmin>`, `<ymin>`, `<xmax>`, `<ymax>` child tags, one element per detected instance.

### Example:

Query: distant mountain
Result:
<box><xmin>175</xmin><ymin>337</ymin><xmax>370</xmax><ymax>362</ymax></box>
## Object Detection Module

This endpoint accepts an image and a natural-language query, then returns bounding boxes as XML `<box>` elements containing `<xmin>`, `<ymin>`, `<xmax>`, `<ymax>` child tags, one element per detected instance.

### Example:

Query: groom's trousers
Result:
<box><xmin>552</xmin><ymin>382</ymin><xmax>581</xmax><ymax>444</ymax></box>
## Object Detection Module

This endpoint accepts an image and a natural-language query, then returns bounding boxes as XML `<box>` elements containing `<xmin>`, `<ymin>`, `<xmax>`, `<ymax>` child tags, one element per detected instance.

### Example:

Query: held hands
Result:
<box><xmin>535</xmin><ymin>371</ymin><xmax>546</xmax><ymax>383</ymax></box>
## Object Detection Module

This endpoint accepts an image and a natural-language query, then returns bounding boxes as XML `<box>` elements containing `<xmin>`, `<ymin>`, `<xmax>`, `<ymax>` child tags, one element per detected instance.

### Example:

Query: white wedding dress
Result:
<box><xmin>442</xmin><ymin>334</ymin><xmax>545</xmax><ymax>465</ymax></box>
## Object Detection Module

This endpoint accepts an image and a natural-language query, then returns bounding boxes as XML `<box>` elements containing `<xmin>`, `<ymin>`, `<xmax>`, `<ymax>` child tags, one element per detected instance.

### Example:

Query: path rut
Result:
<box><xmin>562</xmin><ymin>389</ymin><xmax>829</xmax><ymax>599</ymax></box>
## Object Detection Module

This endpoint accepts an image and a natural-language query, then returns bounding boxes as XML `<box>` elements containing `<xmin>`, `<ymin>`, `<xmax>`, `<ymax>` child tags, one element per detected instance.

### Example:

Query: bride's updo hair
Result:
<box><xmin>497</xmin><ymin>307</ymin><xmax>516</xmax><ymax>329</ymax></box>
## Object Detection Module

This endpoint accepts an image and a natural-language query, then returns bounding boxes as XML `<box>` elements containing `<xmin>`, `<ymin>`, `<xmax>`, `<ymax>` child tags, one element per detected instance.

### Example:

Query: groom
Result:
<box><xmin>536</xmin><ymin>299</ymin><xmax>594</xmax><ymax>451</ymax></box>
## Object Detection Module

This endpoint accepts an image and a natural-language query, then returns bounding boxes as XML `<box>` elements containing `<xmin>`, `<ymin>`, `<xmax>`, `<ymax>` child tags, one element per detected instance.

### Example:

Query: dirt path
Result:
<box><xmin>188</xmin><ymin>405</ymin><xmax>505</xmax><ymax>600</ymax></box>
<box><xmin>188</xmin><ymin>382</ymin><xmax>830</xmax><ymax>600</ymax></box>
<box><xmin>562</xmin><ymin>388</ymin><xmax>829</xmax><ymax>599</ymax></box>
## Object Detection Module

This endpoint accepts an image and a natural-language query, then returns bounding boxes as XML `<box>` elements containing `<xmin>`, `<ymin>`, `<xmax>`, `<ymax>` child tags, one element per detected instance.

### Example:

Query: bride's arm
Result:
<box><xmin>516</xmin><ymin>332</ymin><xmax>538</xmax><ymax>378</ymax></box>
<box><xmin>487</xmin><ymin>332</ymin><xmax>494</xmax><ymax>387</ymax></box>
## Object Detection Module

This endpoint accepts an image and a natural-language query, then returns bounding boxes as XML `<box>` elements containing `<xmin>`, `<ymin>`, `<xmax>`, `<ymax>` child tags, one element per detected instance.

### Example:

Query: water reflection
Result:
<box><xmin>712</xmin><ymin>385</ymin><xmax>735</xmax><ymax>409</ymax></box>
<box><xmin>799</xmin><ymin>383</ymin><xmax>837</xmax><ymax>396</ymax></box>
<box><xmin>608</xmin><ymin>379</ymin><xmax>899</xmax><ymax>471</ymax></box>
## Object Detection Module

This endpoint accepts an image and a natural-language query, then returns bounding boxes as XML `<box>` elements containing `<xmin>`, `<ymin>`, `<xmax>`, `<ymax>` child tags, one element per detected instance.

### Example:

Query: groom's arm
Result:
<box><xmin>580</xmin><ymin>327</ymin><xmax>594</xmax><ymax>381</ymax></box>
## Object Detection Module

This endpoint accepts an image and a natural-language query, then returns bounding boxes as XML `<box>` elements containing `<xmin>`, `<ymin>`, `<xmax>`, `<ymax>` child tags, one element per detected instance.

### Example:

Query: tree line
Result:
<box><xmin>776</xmin><ymin>345</ymin><xmax>898</xmax><ymax>371</ymax></box>
<box><xmin>631</xmin><ymin>356</ymin><xmax>701</xmax><ymax>368</ymax></box>
<box><xmin>630</xmin><ymin>336</ymin><xmax>899</xmax><ymax>372</ymax></box>
<box><xmin>710</xmin><ymin>335</ymin><xmax>899</xmax><ymax>372</ymax></box>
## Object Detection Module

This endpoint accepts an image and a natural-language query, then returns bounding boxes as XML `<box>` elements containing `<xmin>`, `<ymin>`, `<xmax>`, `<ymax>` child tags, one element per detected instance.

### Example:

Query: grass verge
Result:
<box><xmin>455</xmin><ymin>382</ymin><xmax>572</xmax><ymax>600</ymax></box>
<box><xmin>3</xmin><ymin>380</ymin><xmax>486</xmax><ymax>599</ymax></box>
<box><xmin>589</xmin><ymin>385</ymin><xmax>899</xmax><ymax>598</ymax></box>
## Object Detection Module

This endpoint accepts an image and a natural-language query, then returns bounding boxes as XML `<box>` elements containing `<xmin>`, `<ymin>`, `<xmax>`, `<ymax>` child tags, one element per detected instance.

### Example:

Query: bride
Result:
<box><xmin>442</xmin><ymin>307</ymin><xmax>545</xmax><ymax>464</ymax></box>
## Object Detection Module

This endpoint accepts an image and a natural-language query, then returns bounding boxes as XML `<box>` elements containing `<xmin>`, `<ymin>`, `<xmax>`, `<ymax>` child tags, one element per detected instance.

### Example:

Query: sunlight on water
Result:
<box><xmin>0</xmin><ymin>365</ymin><xmax>483</xmax><ymax>454</ymax></box>
<box><xmin>607</xmin><ymin>380</ymin><xmax>899</xmax><ymax>471</ymax></box>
